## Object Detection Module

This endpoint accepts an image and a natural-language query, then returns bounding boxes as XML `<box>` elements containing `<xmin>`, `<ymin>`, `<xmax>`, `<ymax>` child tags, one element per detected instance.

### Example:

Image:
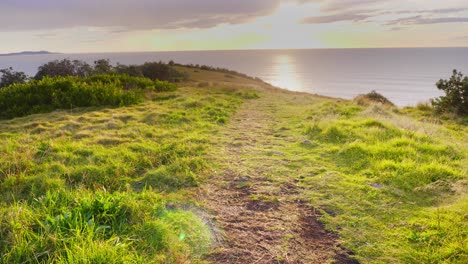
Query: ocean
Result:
<box><xmin>1</xmin><ymin>48</ymin><xmax>468</xmax><ymax>106</ymax></box>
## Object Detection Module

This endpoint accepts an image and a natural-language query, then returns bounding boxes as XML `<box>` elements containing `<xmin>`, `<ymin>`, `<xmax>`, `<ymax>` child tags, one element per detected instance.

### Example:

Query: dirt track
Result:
<box><xmin>202</xmin><ymin>92</ymin><xmax>357</xmax><ymax>263</ymax></box>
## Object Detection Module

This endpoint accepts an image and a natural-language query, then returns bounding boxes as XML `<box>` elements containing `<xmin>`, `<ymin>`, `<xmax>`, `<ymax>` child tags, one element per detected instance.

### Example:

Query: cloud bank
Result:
<box><xmin>0</xmin><ymin>0</ymin><xmax>280</xmax><ymax>31</ymax></box>
<box><xmin>301</xmin><ymin>0</ymin><xmax>468</xmax><ymax>26</ymax></box>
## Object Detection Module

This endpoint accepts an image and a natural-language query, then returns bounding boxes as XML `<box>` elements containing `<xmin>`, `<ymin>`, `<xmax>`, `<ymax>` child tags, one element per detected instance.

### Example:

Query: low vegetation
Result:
<box><xmin>354</xmin><ymin>90</ymin><xmax>395</xmax><ymax>107</ymax></box>
<box><xmin>300</xmin><ymin>103</ymin><xmax>465</xmax><ymax>262</ymax></box>
<box><xmin>0</xmin><ymin>75</ymin><xmax>157</xmax><ymax>120</ymax></box>
<box><xmin>85</xmin><ymin>74</ymin><xmax>176</xmax><ymax>92</ymax></box>
<box><xmin>0</xmin><ymin>79</ymin><xmax>251</xmax><ymax>262</ymax></box>
<box><xmin>0</xmin><ymin>61</ymin><xmax>466</xmax><ymax>263</ymax></box>
<box><xmin>0</xmin><ymin>60</ymin><xmax>180</xmax><ymax>120</ymax></box>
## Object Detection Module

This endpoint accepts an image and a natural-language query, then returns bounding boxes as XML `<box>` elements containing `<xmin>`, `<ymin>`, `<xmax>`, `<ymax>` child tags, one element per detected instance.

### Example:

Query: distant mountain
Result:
<box><xmin>0</xmin><ymin>51</ymin><xmax>57</xmax><ymax>56</ymax></box>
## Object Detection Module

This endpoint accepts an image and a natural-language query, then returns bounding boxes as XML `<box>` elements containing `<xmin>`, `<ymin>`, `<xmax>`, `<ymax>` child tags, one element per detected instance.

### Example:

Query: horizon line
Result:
<box><xmin>4</xmin><ymin>46</ymin><xmax>468</xmax><ymax>55</ymax></box>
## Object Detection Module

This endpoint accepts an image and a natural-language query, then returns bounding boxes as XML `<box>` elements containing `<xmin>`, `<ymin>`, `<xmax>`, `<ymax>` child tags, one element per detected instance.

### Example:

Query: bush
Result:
<box><xmin>34</xmin><ymin>59</ymin><xmax>187</xmax><ymax>84</ymax></box>
<box><xmin>0</xmin><ymin>67</ymin><xmax>28</xmax><ymax>88</ymax></box>
<box><xmin>432</xmin><ymin>70</ymin><xmax>468</xmax><ymax>115</ymax></box>
<box><xmin>115</xmin><ymin>63</ymin><xmax>144</xmax><ymax>77</ymax></box>
<box><xmin>0</xmin><ymin>77</ymin><xmax>143</xmax><ymax>119</ymax></box>
<box><xmin>354</xmin><ymin>90</ymin><xmax>394</xmax><ymax>106</ymax></box>
<box><xmin>86</xmin><ymin>74</ymin><xmax>176</xmax><ymax>92</ymax></box>
<box><xmin>35</xmin><ymin>59</ymin><xmax>94</xmax><ymax>79</ymax></box>
<box><xmin>140</xmin><ymin>62</ymin><xmax>187</xmax><ymax>82</ymax></box>
<box><xmin>93</xmin><ymin>59</ymin><xmax>113</xmax><ymax>75</ymax></box>
<box><xmin>72</xmin><ymin>60</ymin><xmax>94</xmax><ymax>77</ymax></box>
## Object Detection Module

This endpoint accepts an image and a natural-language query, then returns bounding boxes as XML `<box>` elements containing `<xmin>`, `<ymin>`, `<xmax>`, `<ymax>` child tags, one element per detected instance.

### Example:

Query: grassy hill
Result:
<box><xmin>0</xmin><ymin>67</ymin><xmax>466</xmax><ymax>263</ymax></box>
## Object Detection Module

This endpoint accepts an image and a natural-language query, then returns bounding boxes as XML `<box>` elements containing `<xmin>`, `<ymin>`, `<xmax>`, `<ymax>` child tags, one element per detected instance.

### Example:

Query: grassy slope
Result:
<box><xmin>0</xmin><ymin>67</ymin><xmax>467</xmax><ymax>263</ymax></box>
<box><xmin>0</xmin><ymin>75</ymin><xmax>255</xmax><ymax>263</ymax></box>
<box><xmin>268</xmin><ymin>97</ymin><xmax>468</xmax><ymax>263</ymax></box>
<box><xmin>207</xmin><ymin>85</ymin><xmax>467</xmax><ymax>263</ymax></box>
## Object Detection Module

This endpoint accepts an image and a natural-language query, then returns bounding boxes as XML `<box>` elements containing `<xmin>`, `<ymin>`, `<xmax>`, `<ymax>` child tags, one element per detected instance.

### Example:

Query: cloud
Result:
<box><xmin>388</xmin><ymin>15</ymin><xmax>468</xmax><ymax>25</ymax></box>
<box><xmin>0</xmin><ymin>0</ymin><xmax>280</xmax><ymax>31</ymax></box>
<box><xmin>399</xmin><ymin>8</ymin><xmax>468</xmax><ymax>14</ymax></box>
<box><xmin>298</xmin><ymin>0</ymin><xmax>387</xmax><ymax>25</ymax></box>
<box><xmin>319</xmin><ymin>0</ymin><xmax>389</xmax><ymax>12</ymax></box>
<box><xmin>295</xmin><ymin>0</ymin><xmax>389</xmax><ymax>12</ymax></box>
<box><xmin>300</xmin><ymin>1</ymin><xmax>468</xmax><ymax>26</ymax></box>
<box><xmin>301</xmin><ymin>11</ymin><xmax>373</xmax><ymax>24</ymax></box>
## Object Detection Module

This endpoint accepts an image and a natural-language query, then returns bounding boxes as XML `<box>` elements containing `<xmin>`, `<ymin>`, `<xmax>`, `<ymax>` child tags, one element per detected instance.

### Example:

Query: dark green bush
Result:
<box><xmin>34</xmin><ymin>59</ymin><xmax>187</xmax><ymax>84</ymax></box>
<box><xmin>115</xmin><ymin>64</ymin><xmax>144</xmax><ymax>77</ymax></box>
<box><xmin>432</xmin><ymin>70</ymin><xmax>468</xmax><ymax>116</ymax></box>
<box><xmin>140</xmin><ymin>62</ymin><xmax>187</xmax><ymax>82</ymax></box>
<box><xmin>0</xmin><ymin>67</ymin><xmax>28</xmax><ymax>88</ymax></box>
<box><xmin>35</xmin><ymin>59</ymin><xmax>94</xmax><ymax>79</ymax></box>
<box><xmin>93</xmin><ymin>59</ymin><xmax>113</xmax><ymax>75</ymax></box>
<box><xmin>0</xmin><ymin>77</ymin><xmax>143</xmax><ymax>119</ymax></box>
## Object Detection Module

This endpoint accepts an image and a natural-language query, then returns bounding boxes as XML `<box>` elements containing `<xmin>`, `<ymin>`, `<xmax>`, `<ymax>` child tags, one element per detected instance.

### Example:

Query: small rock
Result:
<box><xmin>371</xmin><ymin>183</ymin><xmax>385</xmax><ymax>189</ymax></box>
<box><xmin>301</xmin><ymin>140</ymin><xmax>312</xmax><ymax>145</ymax></box>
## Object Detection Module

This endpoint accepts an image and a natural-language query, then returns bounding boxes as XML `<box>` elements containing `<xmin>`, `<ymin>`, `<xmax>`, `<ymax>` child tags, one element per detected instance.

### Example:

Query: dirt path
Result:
<box><xmin>202</xmin><ymin>92</ymin><xmax>356</xmax><ymax>263</ymax></box>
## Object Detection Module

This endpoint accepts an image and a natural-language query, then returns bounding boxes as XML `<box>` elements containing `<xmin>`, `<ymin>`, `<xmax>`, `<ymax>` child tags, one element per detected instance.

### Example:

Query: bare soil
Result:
<box><xmin>202</xmin><ymin>93</ymin><xmax>358</xmax><ymax>263</ymax></box>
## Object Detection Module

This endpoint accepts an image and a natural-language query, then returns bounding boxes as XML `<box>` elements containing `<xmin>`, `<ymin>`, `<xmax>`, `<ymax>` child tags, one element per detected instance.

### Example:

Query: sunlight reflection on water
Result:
<box><xmin>270</xmin><ymin>55</ymin><xmax>303</xmax><ymax>91</ymax></box>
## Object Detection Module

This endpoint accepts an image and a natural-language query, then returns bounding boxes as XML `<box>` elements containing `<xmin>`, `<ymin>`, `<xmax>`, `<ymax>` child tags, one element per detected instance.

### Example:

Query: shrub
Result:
<box><xmin>86</xmin><ymin>74</ymin><xmax>153</xmax><ymax>90</ymax></box>
<box><xmin>115</xmin><ymin>63</ymin><xmax>144</xmax><ymax>77</ymax></box>
<box><xmin>72</xmin><ymin>60</ymin><xmax>94</xmax><ymax>77</ymax></box>
<box><xmin>140</xmin><ymin>62</ymin><xmax>187</xmax><ymax>82</ymax></box>
<box><xmin>86</xmin><ymin>74</ymin><xmax>176</xmax><ymax>92</ymax></box>
<box><xmin>35</xmin><ymin>59</ymin><xmax>94</xmax><ymax>79</ymax></box>
<box><xmin>432</xmin><ymin>70</ymin><xmax>468</xmax><ymax>115</ymax></box>
<box><xmin>0</xmin><ymin>67</ymin><xmax>28</xmax><ymax>88</ymax></box>
<box><xmin>0</xmin><ymin>77</ymin><xmax>143</xmax><ymax>119</ymax></box>
<box><xmin>93</xmin><ymin>59</ymin><xmax>114</xmax><ymax>75</ymax></box>
<box><xmin>34</xmin><ymin>59</ymin><xmax>187</xmax><ymax>84</ymax></box>
<box><xmin>236</xmin><ymin>90</ymin><xmax>260</xmax><ymax>99</ymax></box>
<box><xmin>354</xmin><ymin>90</ymin><xmax>394</xmax><ymax>106</ymax></box>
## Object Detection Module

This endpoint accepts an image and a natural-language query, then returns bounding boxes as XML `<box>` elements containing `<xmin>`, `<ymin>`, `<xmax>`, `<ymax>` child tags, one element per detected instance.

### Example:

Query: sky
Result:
<box><xmin>1</xmin><ymin>0</ymin><xmax>468</xmax><ymax>53</ymax></box>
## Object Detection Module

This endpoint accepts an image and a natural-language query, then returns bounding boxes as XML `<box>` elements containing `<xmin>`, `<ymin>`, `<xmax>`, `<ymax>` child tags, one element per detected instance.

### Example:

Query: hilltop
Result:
<box><xmin>0</xmin><ymin>50</ymin><xmax>56</xmax><ymax>56</ymax></box>
<box><xmin>0</xmin><ymin>66</ymin><xmax>466</xmax><ymax>263</ymax></box>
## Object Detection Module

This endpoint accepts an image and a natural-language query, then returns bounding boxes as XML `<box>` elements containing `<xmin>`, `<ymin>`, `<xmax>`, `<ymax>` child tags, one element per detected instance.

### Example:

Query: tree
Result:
<box><xmin>73</xmin><ymin>60</ymin><xmax>93</xmax><ymax>77</ymax></box>
<box><xmin>115</xmin><ymin>63</ymin><xmax>143</xmax><ymax>77</ymax></box>
<box><xmin>35</xmin><ymin>59</ymin><xmax>77</xmax><ymax>79</ymax></box>
<box><xmin>93</xmin><ymin>59</ymin><xmax>113</xmax><ymax>75</ymax></box>
<box><xmin>0</xmin><ymin>67</ymin><xmax>28</xmax><ymax>88</ymax></box>
<box><xmin>34</xmin><ymin>59</ymin><xmax>97</xmax><ymax>79</ymax></box>
<box><xmin>432</xmin><ymin>70</ymin><xmax>468</xmax><ymax>115</ymax></box>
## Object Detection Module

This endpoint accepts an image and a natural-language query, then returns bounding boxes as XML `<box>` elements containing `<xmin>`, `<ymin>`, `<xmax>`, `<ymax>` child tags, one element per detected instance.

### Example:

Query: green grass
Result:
<box><xmin>278</xmin><ymin>100</ymin><xmax>468</xmax><ymax>263</ymax></box>
<box><xmin>1</xmin><ymin>66</ymin><xmax>466</xmax><ymax>263</ymax></box>
<box><xmin>0</xmin><ymin>83</ymin><xmax>249</xmax><ymax>263</ymax></box>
